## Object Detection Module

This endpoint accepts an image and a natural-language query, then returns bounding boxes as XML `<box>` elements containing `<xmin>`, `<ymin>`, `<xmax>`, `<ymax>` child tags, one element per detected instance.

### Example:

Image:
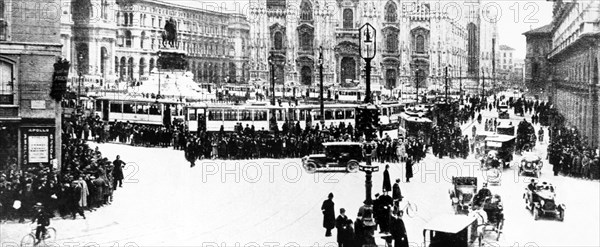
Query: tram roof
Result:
<box><xmin>95</xmin><ymin>95</ymin><xmax>184</xmax><ymax>104</ymax></box>
<box><xmin>322</xmin><ymin>142</ymin><xmax>363</xmax><ymax>146</ymax></box>
<box><xmin>294</xmin><ymin>103</ymin><xmax>360</xmax><ymax>109</ymax></box>
<box><xmin>399</xmin><ymin>112</ymin><xmax>432</xmax><ymax>123</ymax></box>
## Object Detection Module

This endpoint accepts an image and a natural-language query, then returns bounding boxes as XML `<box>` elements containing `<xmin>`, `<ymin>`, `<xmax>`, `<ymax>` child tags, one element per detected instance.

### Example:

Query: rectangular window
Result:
<box><xmin>136</xmin><ymin>103</ymin><xmax>149</xmax><ymax>114</ymax></box>
<box><xmin>255</xmin><ymin>110</ymin><xmax>267</xmax><ymax>121</ymax></box>
<box><xmin>335</xmin><ymin>110</ymin><xmax>344</xmax><ymax>119</ymax></box>
<box><xmin>208</xmin><ymin>110</ymin><xmax>223</xmax><ymax>121</ymax></box>
<box><xmin>95</xmin><ymin>101</ymin><xmax>102</xmax><ymax>111</ymax></box>
<box><xmin>123</xmin><ymin>103</ymin><xmax>135</xmax><ymax>113</ymax></box>
<box><xmin>240</xmin><ymin>110</ymin><xmax>251</xmax><ymax>121</ymax></box>
<box><xmin>189</xmin><ymin>109</ymin><xmax>197</xmax><ymax>121</ymax></box>
<box><xmin>0</xmin><ymin>60</ymin><xmax>14</xmax><ymax>104</ymax></box>
<box><xmin>110</xmin><ymin>102</ymin><xmax>122</xmax><ymax>113</ymax></box>
<box><xmin>276</xmin><ymin>109</ymin><xmax>284</xmax><ymax>121</ymax></box>
<box><xmin>0</xmin><ymin>0</ymin><xmax>7</xmax><ymax>41</ymax></box>
<box><xmin>149</xmin><ymin>103</ymin><xmax>161</xmax><ymax>115</ymax></box>
<box><xmin>325</xmin><ymin>110</ymin><xmax>334</xmax><ymax>120</ymax></box>
<box><xmin>224</xmin><ymin>109</ymin><xmax>237</xmax><ymax>121</ymax></box>
<box><xmin>345</xmin><ymin>110</ymin><xmax>354</xmax><ymax>119</ymax></box>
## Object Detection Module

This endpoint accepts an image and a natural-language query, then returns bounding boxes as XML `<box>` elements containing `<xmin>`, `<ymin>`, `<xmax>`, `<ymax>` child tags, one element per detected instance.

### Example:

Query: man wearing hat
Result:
<box><xmin>321</xmin><ymin>192</ymin><xmax>335</xmax><ymax>237</ymax></box>
<box><xmin>335</xmin><ymin>208</ymin><xmax>349</xmax><ymax>246</ymax></box>
<box><xmin>392</xmin><ymin>179</ymin><xmax>403</xmax><ymax>213</ymax></box>
<box><xmin>32</xmin><ymin>202</ymin><xmax>51</xmax><ymax>243</ymax></box>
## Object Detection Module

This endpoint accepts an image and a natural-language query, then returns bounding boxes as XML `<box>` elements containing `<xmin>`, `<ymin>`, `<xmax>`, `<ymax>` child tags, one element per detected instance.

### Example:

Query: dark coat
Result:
<box><xmin>405</xmin><ymin>159</ymin><xmax>413</xmax><ymax>179</ymax></box>
<box><xmin>392</xmin><ymin>183</ymin><xmax>402</xmax><ymax>201</ymax></box>
<box><xmin>336</xmin><ymin>214</ymin><xmax>349</xmax><ymax>242</ymax></box>
<box><xmin>383</xmin><ymin>169</ymin><xmax>392</xmax><ymax>192</ymax></box>
<box><xmin>390</xmin><ymin>216</ymin><xmax>408</xmax><ymax>247</ymax></box>
<box><xmin>112</xmin><ymin>159</ymin><xmax>125</xmax><ymax>180</ymax></box>
<box><xmin>322</xmin><ymin>199</ymin><xmax>335</xmax><ymax>229</ymax></box>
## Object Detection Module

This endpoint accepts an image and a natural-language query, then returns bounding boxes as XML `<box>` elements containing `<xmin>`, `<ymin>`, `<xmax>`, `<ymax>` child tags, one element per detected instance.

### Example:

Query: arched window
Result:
<box><xmin>139</xmin><ymin>58</ymin><xmax>145</xmax><ymax>76</ymax></box>
<box><xmin>340</xmin><ymin>57</ymin><xmax>356</xmax><ymax>83</ymax></box>
<box><xmin>124</xmin><ymin>12</ymin><xmax>128</xmax><ymax>26</ymax></box>
<box><xmin>100</xmin><ymin>47</ymin><xmax>108</xmax><ymax>76</ymax></box>
<box><xmin>119</xmin><ymin>57</ymin><xmax>126</xmax><ymax>80</ymax></box>
<box><xmin>385</xmin><ymin>2</ymin><xmax>397</xmax><ymax>22</ymax></box>
<box><xmin>300</xmin><ymin>1</ymin><xmax>313</xmax><ymax>21</ymax></box>
<box><xmin>343</xmin><ymin>9</ymin><xmax>353</xmax><ymax>29</ymax></box>
<box><xmin>116</xmin><ymin>12</ymin><xmax>120</xmax><ymax>25</ymax></box>
<box><xmin>274</xmin><ymin>31</ymin><xmax>283</xmax><ymax>50</ymax></box>
<box><xmin>299</xmin><ymin>29</ymin><xmax>313</xmax><ymax>51</ymax></box>
<box><xmin>125</xmin><ymin>30</ymin><xmax>132</xmax><ymax>47</ymax></box>
<box><xmin>386</xmin><ymin>69</ymin><xmax>397</xmax><ymax>89</ymax></box>
<box><xmin>149</xmin><ymin>58</ymin><xmax>155</xmax><ymax>73</ymax></box>
<box><xmin>140</xmin><ymin>31</ymin><xmax>146</xmax><ymax>49</ymax></box>
<box><xmin>127</xmin><ymin>57</ymin><xmax>134</xmax><ymax>80</ymax></box>
<box><xmin>416</xmin><ymin>35</ymin><xmax>424</xmax><ymax>53</ymax></box>
<box><xmin>301</xmin><ymin>66</ymin><xmax>312</xmax><ymax>85</ymax></box>
<box><xmin>129</xmin><ymin>13</ymin><xmax>134</xmax><ymax>26</ymax></box>
<box><xmin>386</xmin><ymin>32</ymin><xmax>398</xmax><ymax>53</ymax></box>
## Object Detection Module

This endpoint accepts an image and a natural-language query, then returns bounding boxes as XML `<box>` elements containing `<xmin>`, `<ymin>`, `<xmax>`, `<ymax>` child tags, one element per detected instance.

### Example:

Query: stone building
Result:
<box><xmin>526</xmin><ymin>0</ymin><xmax>600</xmax><ymax>146</ymax></box>
<box><xmin>1</xmin><ymin>0</ymin><xmax>64</xmax><ymax>170</ymax></box>
<box><xmin>248</xmin><ymin>0</ymin><xmax>497</xmax><ymax>92</ymax></box>
<box><xmin>60</xmin><ymin>0</ymin><xmax>250</xmax><ymax>88</ymax></box>
<box><xmin>523</xmin><ymin>24</ymin><xmax>553</xmax><ymax>94</ymax></box>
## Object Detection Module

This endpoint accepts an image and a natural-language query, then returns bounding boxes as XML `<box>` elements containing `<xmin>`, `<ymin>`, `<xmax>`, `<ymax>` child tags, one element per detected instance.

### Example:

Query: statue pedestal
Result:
<box><xmin>157</xmin><ymin>49</ymin><xmax>187</xmax><ymax>71</ymax></box>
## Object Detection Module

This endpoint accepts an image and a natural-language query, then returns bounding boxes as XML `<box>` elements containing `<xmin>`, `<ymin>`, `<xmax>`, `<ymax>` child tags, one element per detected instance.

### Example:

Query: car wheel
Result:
<box><xmin>347</xmin><ymin>161</ymin><xmax>359</xmax><ymax>173</ymax></box>
<box><xmin>533</xmin><ymin>208</ymin><xmax>540</xmax><ymax>220</ymax></box>
<box><xmin>558</xmin><ymin>210</ymin><xmax>565</xmax><ymax>222</ymax></box>
<box><xmin>305</xmin><ymin>163</ymin><xmax>317</xmax><ymax>174</ymax></box>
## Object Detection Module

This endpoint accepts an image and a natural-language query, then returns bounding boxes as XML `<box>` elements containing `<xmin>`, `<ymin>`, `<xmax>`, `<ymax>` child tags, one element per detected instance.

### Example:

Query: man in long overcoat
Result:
<box><xmin>321</xmin><ymin>193</ymin><xmax>335</xmax><ymax>237</ymax></box>
<box><xmin>112</xmin><ymin>155</ymin><xmax>125</xmax><ymax>189</ymax></box>
<box><xmin>383</xmin><ymin>165</ymin><xmax>391</xmax><ymax>193</ymax></box>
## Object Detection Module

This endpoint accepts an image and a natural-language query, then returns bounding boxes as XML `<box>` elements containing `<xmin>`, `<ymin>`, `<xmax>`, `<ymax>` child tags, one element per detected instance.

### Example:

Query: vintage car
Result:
<box><xmin>480</xmin><ymin>151</ymin><xmax>502</xmax><ymax>184</ymax></box>
<box><xmin>497</xmin><ymin>104</ymin><xmax>509</xmax><ymax>119</ymax></box>
<box><xmin>423</xmin><ymin>214</ymin><xmax>477</xmax><ymax>247</ymax></box>
<box><xmin>301</xmin><ymin>142</ymin><xmax>363</xmax><ymax>173</ymax></box>
<box><xmin>480</xmin><ymin>194</ymin><xmax>504</xmax><ymax>241</ymax></box>
<box><xmin>519</xmin><ymin>153</ymin><xmax>543</xmax><ymax>177</ymax></box>
<box><xmin>482</xmin><ymin>135</ymin><xmax>515</xmax><ymax>168</ymax></box>
<box><xmin>523</xmin><ymin>182</ymin><xmax>565</xmax><ymax>221</ymax></box>
<box><xmin>449</xmin><ymin>177</ymin><xmax>477</xmax><ymax>215</ymax></box>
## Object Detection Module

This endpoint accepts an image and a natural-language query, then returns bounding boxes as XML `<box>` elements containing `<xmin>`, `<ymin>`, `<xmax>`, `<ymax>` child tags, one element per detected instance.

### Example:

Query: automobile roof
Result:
<box><xmin>423</xmin><ymin>215</ymin><xmax>476</xmax><ymax>234</ymax></box>
<box><xmin>522</xmin><ymin>153</ymin><xmax>541</xmax><ymax>162</ymax></box>
<box><xmin>485</xmin><ymin>135</ymin><xmax>516</xmax><ymax>142</ymax></box>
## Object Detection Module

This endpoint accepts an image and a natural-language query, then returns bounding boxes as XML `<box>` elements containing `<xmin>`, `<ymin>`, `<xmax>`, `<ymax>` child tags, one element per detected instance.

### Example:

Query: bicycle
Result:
<box><xmin>20</xmin><ymin>226</ymin><xmax>56</xmax><ymax>247</ymax></box>
<box><xmin>395</xmin><ymin>200</ymin><xmax>418</xmax><ymax>218</ymax></box>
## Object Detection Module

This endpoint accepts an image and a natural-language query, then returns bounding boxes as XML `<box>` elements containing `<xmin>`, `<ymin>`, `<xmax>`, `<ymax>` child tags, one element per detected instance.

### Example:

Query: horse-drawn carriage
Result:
<box><xmin>524</xmin><ymin>181</ymin><xmax>565</xmax><ymax>221</ymax></box>
<box><xmin>519</xmin><ymin>153</ymin><xmax>543</xmax><ymax>178</ymax></box>
<box><xmin>449</xmin><ymin>177</ymin><xmax>477</xmax><ymax>215</ymax></box>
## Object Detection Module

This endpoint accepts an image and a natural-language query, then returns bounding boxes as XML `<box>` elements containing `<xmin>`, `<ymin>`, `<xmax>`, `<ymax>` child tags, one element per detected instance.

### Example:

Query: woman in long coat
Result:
<box><xmin>321</xmin><ymin>193</ymin><xmax>335</xmax><ymax>237</ymax></box>
<box><xmin>383</xmin><ymin>165</ymin><xmax>392</xmax><ymax>193</ymax></box>
<box><xmin>405</xmin><ymin>157</ymin><xmax>414</xmax><ymax>183</ymax></box>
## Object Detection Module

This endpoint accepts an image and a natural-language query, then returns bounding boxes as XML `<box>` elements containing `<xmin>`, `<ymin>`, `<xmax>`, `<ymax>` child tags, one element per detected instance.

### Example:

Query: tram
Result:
<box><xmin>93</xmin><ymin>96</ymin><xmax>186</xmax><ymax>125</ymax></box>
<box><xmin>378</xmin><ymin>101</ymin><xmax>406</xmax><ymax>126</ymax></box>
<box><xmin>185</xmin><ymin>102</ymin><xmax>287</xmax><ymax>132</ymax></box>
<box><xmin>398</xmin><ymin>109</ymin><xmax>432</xmax><ymax>145</ymax></box>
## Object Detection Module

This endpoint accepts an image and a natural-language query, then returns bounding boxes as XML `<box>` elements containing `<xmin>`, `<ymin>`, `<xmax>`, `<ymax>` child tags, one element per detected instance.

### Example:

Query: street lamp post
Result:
<box><xmin>459</xmin><ymin>66</ymin><xmax>463</xmax><ymax>102</ymax></box>
<box><xmin>482</xmin><ymin>68</ymin><xmax>486</xmax><ymax>99</ymax></box>
<box><xmin>269</xmin><ymin>58</ymin><xmax>275</xmax><ymax>106</ymax></box>
<box><xmin>415</xmin><ymin>69</ymin><xmax>421</xmax><ymax>105</ymax></box>
<box><xmin>77</xmin><ymin>53</ymin><xmax>83</xmax><ymax>109</ymax></box>
<box><xmin>360</xmin><ymin>23</ymin><xmax>376</xmax><ymax>104</ymax></box>
<box><xmin>318</xmin><ymin>46</ymin><xmax>325</xmax><ymax>127</ymax></box>
<box><xmin>157</xmin><ymin>51</ymin><xmax>162</xmax><ymax>99</ymax></box>
<box><xmin>358</xmin><ymin>23</ymin><xmax>378</xmax><ymax>245</ymax></box>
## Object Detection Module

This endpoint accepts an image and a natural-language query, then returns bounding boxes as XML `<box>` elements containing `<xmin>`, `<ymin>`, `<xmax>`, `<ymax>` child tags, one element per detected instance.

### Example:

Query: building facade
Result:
<box><xmin>1</xmin><ymin>0</ymin><xmax>64</xmax><ymax>170</ymax></box>
<box><xmin>248</xmin><ymin>0</ymin><xmax>497</xmax><ymax>92</ymax></box>
<box><xmin>60</xmin><ymin>0</ymin><xmax>250</xmax><ymax>89</ymax></box>
<box><xmin>523</xmin><ymin>24</ymin><xmax>553</xmax><ymax>94</ymax></box>
<box><xmin>526</xmin><ymin>0</ymin><xmax>600</xmax><ymax>146</ymax></box>
<box><xmin>497</xmin><ymin>44</ymin><xmax>514</xmax><ymax>80</ymax></box>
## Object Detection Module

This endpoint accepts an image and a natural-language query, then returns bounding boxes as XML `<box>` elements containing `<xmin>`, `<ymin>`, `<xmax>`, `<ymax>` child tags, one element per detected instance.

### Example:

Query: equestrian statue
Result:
<box><xmin>162</xmin><ymin>18</ymin><xmax>178</xmax><ymax>48</ymax></box>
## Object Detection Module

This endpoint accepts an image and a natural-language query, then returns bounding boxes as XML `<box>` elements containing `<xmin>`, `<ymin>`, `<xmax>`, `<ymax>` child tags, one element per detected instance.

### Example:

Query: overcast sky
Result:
<box><xmin>177</xmin><ymin>0</ymin><xmax>554</xmax><ymax>60</ymax></box>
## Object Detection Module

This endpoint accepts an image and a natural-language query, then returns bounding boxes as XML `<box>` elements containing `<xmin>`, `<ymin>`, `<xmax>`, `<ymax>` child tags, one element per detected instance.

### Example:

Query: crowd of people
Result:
<box><xmin>548</xmin><ymin>126</ymin><xmax>600</xmax><ymax>180</ymax></box>
<box><xmin>0</xmin><ymin>114</ymin><xmax>126</xmax><ymax>225</ymax></box>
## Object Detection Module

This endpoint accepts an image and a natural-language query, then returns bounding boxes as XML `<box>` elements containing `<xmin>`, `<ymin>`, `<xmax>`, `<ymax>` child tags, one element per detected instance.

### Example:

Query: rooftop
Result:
<box><xmin>499</xmin><ymin>45</ymin><xmax>515</xmax><ymax>51</ymax></box>
<box><xmin>522</xmin><ymin>24</ymin><xmax>554</xmax><ymax>36</ymax></box>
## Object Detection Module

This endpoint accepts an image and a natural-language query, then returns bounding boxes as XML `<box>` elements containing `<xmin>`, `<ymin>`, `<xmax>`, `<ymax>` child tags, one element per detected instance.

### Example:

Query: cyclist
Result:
<box><xmin>31</xmin><ymin>202</ymin><xmax>51</xmax><ymax>243</ymax></box>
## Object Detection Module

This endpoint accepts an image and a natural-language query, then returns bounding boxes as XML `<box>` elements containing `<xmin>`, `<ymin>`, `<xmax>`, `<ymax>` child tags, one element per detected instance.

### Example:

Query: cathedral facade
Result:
<box><xmin>248</xmin><ymin>0</ymin><xmax>498</xmax><ymax>91</ymax></box>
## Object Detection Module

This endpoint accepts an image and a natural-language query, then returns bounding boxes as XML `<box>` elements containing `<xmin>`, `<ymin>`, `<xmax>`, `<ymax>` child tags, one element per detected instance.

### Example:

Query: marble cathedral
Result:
<box><xmin>248</xmin><ymin>0</ymin><xmax>498</xmax><ymax>91</ymax></box>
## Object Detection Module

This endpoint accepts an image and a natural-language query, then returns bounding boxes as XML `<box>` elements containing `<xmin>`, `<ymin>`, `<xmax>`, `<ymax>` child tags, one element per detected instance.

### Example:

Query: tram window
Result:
<box><xmin>382</xmin><ymin>108</ymin><xmax>388</xmax><ymax>116</ymax></box>
<box><xmin>149</xmin><ymin>104</ymin><xmax>161</xmax><ymax>115</ymax></box>
<box><xmin>224</xmin><ymin>109</ymin><xmax>237</xmax><ymax>121</ymax></box>
<box><xmin>208</xmin><ymin>110</ymin><xmax>223</xmax><ymax>121</ymax></box>
<box><xmin>335</xmin><ymin>110</ymin><xmax>344</xmax><ymax>119</ymax></box>
<box><xmin>170</xmin><ymin>104</ymin><xmax>179</xmax><ymax>116</ymax></box>
<box><xmin>325</xmin><ymin>110</ymin><xmax>334</xmax><ymax>120</ymax></box>
<box><xmin>110</xmin><ymin>103</ymin><xmax>122</xmax><ymax>113</ymax></box>
<box><xmin>299</xmin><ymin>110</ymin><xmax>307</xmax><ymax>121</ymax></box>
<box><xmin>189</xmin><ymin>109</ymin><xmax>197</xmax><ymax>121</ymax></box>
<box><xmin>241</xmin><ymin>110</ymin><xmax>252</xmax><ymax>121</ymax></box>
<box><xmin>276</xmin><ymin>110</ymin><xmax>284</xmax><ymax>121</ymax></box>
<box><xmin>136</xmin><ymin>104</ymin><xmax>148</xmax><ymax>114</ymax></box>
<box><xmin>345</xmin><ymin>110</ymin><xmax>354</xmax><ymax>119</ymax></box>
<box><xmin>123</xmin><ymin>103</ymin><xmax>135</xmax><ymax>114</ymax></box>
<box><xmin>314</xmin><ymin>111</ymin><xmax>322</xmax><ymax>121</ymax></box>
<box><xmin>95</xmin><ymin>101</ymin><xmax>102</xmax><ymax>111</ymax></box>
<box><xmin>255</xmin><ymin>110</ymin><xmax>267</xmax><ymax>121</ymax></box>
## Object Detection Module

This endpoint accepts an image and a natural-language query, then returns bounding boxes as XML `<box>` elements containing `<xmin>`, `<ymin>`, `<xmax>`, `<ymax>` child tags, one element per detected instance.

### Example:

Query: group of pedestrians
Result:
<box><xmin>321</xmin><ymin>192</ymin><xmax>409</xmax><ymax>247</ymax></box>
<box><xmin>0</xmin><ymin>115</ymin><xmax>127</xmax><ymax>223</ymax></box>
<box><xmin>548</xmin><ymin>126</ymin><xmax>600</xmax><ymax>179</ymax></box>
